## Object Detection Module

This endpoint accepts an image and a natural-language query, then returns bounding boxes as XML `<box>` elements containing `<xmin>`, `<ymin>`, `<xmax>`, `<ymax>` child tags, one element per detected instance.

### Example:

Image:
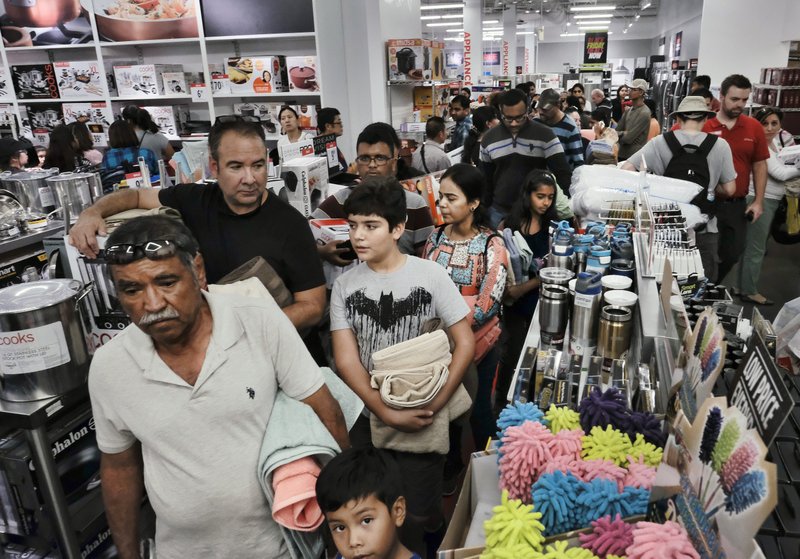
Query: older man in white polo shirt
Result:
<box><xmin>89</xmin><ymin>215</ymin><xmax>348</xmax><ymax>559</ymax></box>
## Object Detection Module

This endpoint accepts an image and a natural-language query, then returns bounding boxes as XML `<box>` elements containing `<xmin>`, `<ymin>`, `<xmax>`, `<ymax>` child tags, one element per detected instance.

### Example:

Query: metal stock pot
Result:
<box><xmin>46</xmin><ymin>172</ymin><xmax>94</xmax><ymax>224</ymax></box>
<box><xmin>0</xmin><ymin>279</ymin><xmax>93</xmax><ymax>402</ymax></box>
<box><xmin>0</xmin><ymin>168</ymin><xmax>59</xmax><ymax>215</ymax></box>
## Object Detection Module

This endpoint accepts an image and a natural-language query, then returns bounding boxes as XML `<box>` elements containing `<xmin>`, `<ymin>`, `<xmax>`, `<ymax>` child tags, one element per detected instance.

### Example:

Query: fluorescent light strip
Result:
<box><xmin>578</xmin><ymin>25</ymin><xmax>610</xmax><ymax>29</ymax></box>
<box><xmin>445</xmin><ymin>37</ymin><xmax>464</xmax><ymax>41</ymax></box>
<box><xmin>420</xmin><ymin>15</ymin><xmax>441</xmax><ymax>20</ymax></box>
<box><xmin>446</xmin><ymin>28</ymin><xmax>464</xmax><ymax>32</ymax></box>
<box><xmin>561</xmin><ymin>31</ymin><xmax>614</xmax><ymax>36</ymax></box>
<box><xmin>571</xmin><ymin>5</ymin><xmax>615</xmax><ymax>11</ymax></box>
<box><xmin>573</xmin><ymin>14</ymin><xmax>613</xmax><ymax>19</ymax></box>
<box><xmin>483</xmin><ymin>27</ymin><xmax>504</xmax><ymax>31</ymax></box>
<box><xmin>483</xmin><ymin>19</ymin><xmax>499</xmax><ymax>24</ymax></box>
<box><xmin>421</xmin><ymin>3</ymin><xmax>464</xmax><ymax>10</ymax></box>
<box><xmin>517</xmin><ymin>31</ymin><xmax>534</xmax><ymax>35</ymax></box>
<box><xmin>427</xmin><ymin>22</ymin><xmax>455</xmax><ymax>26</ymax></box>
<box><xmin>577</xmin><ymin>21</ymin><xmax>610</xmax><ymax>25</ymax></box>
<box><xmin>441</xmin><ymin>14</ymin><xmax>463</xmax><ymax>18</ymax></box>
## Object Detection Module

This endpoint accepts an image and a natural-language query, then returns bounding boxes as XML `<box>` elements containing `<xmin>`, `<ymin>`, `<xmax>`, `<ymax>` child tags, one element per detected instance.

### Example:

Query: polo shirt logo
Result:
<box><xmin>246</xmin><ymin>387</ymin><xmax>255</xmax><ymax>399</ymax></box>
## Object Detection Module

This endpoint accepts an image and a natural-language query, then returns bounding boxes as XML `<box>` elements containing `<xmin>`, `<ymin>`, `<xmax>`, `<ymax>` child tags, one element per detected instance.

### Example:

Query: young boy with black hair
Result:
<box><xmin>330</xmin><ymin>177</ymin><xmax>474</xmax><ymax>554</ymax></box>
<box><xmin>317</xmin><ymin>447</ymin><xmax>420</xmax><ymax>559</ymax></box>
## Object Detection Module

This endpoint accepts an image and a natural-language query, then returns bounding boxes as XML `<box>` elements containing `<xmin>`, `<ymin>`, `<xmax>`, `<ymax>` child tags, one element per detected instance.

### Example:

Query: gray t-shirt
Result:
<box><xmin>136</xmin><ymin>130</ymin><xmax>170</xmax><ymax>159</ymax></box>
<box><xmin>616</xmin><ymin>104</ymin><xmax>652</xmax><ymax>160</ymax></box>
<box><xmin>89</xmin><ymin>291</ymin><xmax>323</xmax><ymax>559</ymax></box>
<box><xmin>412</xmin><ymin>140</ymin><xmax>452</xmax><ymax>174</ymax></box>
<box><xmin>626</xmin><ymin>130</ymin><xmax>737</xmax><ymax>194</ymax></box>
<box><xmin>330</xmin><ymin>256</ymin><xmax>469</xmax><ymax>370</ymax></box>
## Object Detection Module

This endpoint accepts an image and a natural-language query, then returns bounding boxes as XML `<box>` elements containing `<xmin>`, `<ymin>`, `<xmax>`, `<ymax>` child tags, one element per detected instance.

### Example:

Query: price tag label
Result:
<box><xmin>190</xmin><ymin>83</ymin><xmax>209</xmax><ymax>102</ymax></box>
<box><xmin>125</xmin><ymin>171</ymin><xmax>144</xmax><ymax>189</ymax></box>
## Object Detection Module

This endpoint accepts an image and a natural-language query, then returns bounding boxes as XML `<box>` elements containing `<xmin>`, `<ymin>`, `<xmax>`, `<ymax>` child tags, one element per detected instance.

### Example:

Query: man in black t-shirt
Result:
<box><xmin>69</xmin><ymin>119</ymin><xmax>327</xmax><ymax>332</ymax></box>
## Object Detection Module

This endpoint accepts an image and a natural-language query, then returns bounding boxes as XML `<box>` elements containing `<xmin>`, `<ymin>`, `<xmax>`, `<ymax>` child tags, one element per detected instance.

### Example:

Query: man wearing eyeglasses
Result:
<box><xmin>312</xmin><ymin>122</ymin><xmax>433</xmax><ymax>264</ymax></box>
<box><xmin>479</xmin><ymin>88</ymin><xmax>573</xmax><ymax>228</ymax></box>
<box><xmin>69</xmin><ymin>117</ymin><xmax>327</xmax><ymax>335</ymax></box>
<box><xmin>91</xmin><ymin>215</ymin><xmax>348</xmax><ymax>559</ymax></box>
<box><xmin>317</xmin><ymin>107</ymin><xmax>347</xmax><ymax>171</ymax></box>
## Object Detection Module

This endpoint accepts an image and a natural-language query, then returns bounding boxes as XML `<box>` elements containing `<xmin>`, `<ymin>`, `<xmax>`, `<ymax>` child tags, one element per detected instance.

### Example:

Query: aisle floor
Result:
<box><xmin>732</xmin><ymin>238</ymin><xmax>800</xmax><ymax>322</ymax></box>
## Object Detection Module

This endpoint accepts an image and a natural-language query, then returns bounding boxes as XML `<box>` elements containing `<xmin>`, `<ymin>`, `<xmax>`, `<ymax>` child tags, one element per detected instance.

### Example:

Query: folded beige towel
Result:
<box><xmin>208</xmin><ymin>277</ymin><xmax>272</xmax><ymax>299</ymax></box>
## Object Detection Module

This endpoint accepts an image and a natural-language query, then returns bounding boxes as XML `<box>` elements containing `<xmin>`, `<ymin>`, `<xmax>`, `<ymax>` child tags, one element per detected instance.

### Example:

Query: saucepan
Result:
<box><xmin>289</xmin><ymin>66</ymin><xmax>317</xmax><ymax>90</ymax></box>
<box><xmin>93</xmin><ymin>0</ymin><xmax>199</xmax><ymax>42</ymax></box>
<box><xmin>2</xmin><ymin>0</ymin><xmax>81</xmax><ymax>28</ymax></box>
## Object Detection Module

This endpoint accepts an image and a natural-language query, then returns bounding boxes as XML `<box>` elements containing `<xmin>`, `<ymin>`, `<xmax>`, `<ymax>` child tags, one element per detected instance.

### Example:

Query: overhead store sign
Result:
<box><xmin>583</xmin><ymin>32</ymin><xmax>608</xmax><ymax>65</ymax></box>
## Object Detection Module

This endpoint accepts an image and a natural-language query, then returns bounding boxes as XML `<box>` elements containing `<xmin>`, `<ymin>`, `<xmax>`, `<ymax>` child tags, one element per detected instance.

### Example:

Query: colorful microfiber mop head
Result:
<box><xmin>622</xmin><ymin>411</ymin><xmax>666</xmax><ymax>448</ymax></box>
<box><xmin>720</xmin><ymin>441</ymin><xmax>759</xmax><ymax>493</ymax></box>
<box><xmin>543</xmin><ymin>455</ymin><xmax>584</xmax><ymax>479</ymax></box>
<box><xmin>545</xmin><ymin>404</ymin><xmax>582</xmax><ymax>434</ymax></box>
<box><xmin>582</xmin><ymin>426</ymin><xmax>633</xmax><ymax>466</ymax></box>
<box><xmin>626</xmin><ymin>521</ymin><xmax>699</xmax><ymax>559</ymax></box>
<box><xmin>539</xmin><ymin>540</ymin><xmax>601</xmax><ymax>559</ymax></box>
<box><xmin>628</xmin><ymin>433</ymin><xmax>663</xmax><ymax>467</ymax></box>
<box><xmin>532</xmin><ymin>471</ymin><xmax>583</xmax><ymax>535</ymax></box>
<box><xmin>698</xmin><ymin>407</ymin><xmax>722</xmax><ymax>464</ymax></box>
<box><xmin>623</xmin><ymin>456</ymin><xmax>657</xmax><ymax>490</ymax></box>
<box><xmin>498</xmin><ymin>401</ymin><xmax>548</xmax><ymax>434</ymax></box>
<box><xmin>499</xmin><ymin>421</ymin><xmax>555</xmax><ymax>502</ymax></box>
<box><xmin>578</xmin><ymin>514</ymin><xmax>634</xmax><ymax>558</ymax></box>
<box><xmin>579</xmin><ymin>459</ymin><xmax>628</xmax><ymax>492</ymax></box>
<box><xmin>711</xmin><ymin>419</ymin><xmax>740</xmax><ymax>473</ymax></box>
<box><xmin>575</xmin><ymin>479</ymin><xmax>649</xmax><ymax>528</ymax></box>
<box><xmin>479</xmin><ymin>544</ymin><xmax>541</xmax><ymax>559</ymax></box>
<box><xmin>579</xmin><ymin>387</ymin><xmax>630</xmax><ymax>433</ymax></box>
<box><xmin>724</xmin><ymin>469</ymin><xmax>767</xmax><ymax>514</ymax></box>
<box><xmin>549</xmin><ymin>428</ymin><xmax>584</xmax><ymax>461</ymax></box>
<box><xmin>484</xmin><ymin>489</ymin><xmax>546</xmax><ymax>552</ymax></box>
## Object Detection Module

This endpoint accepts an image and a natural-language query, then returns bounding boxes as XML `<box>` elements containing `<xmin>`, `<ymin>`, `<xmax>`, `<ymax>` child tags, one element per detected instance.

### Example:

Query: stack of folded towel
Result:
<box><xmin>369</xmin><ymin>330</ymin><xmax>471</xmax><ymax>454</ymax></box>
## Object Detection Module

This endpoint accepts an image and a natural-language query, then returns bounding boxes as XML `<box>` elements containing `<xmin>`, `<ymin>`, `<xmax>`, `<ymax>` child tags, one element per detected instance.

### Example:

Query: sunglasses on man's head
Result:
<box><xmin>214</xmin><ymin>114</ymin><xmax>261</xmax><ymax>125</ymax></box>
<box><xmin>105</xmin><ymin>239</ymin><xmax>187</xmax><ymax>265</ymax></box>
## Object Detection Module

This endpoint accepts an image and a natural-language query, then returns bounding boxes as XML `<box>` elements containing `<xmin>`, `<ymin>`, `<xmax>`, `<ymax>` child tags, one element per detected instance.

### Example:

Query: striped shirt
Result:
<box><xmin>537</xmin><ymin>114</ymin><xmax>585</xmax><ymax>170</ymax></box>
<box><xmin>479</xmin><ymin>120</ymin><xmax>573</xmax><ymax>212</ymax></box>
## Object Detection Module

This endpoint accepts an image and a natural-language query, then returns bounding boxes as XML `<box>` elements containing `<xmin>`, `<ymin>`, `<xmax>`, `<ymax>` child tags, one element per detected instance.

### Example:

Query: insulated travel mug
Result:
<box><xmin>539</xmin><ymin>284</ymin><xmax>569</xmax><ymax>348</ymax></box>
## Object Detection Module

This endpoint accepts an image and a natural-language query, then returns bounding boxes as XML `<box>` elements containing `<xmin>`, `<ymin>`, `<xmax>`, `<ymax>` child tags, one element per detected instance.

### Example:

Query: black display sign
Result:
<box><xmin>583</xmin><ymin>32</ymin><xmax>608</xmax><ymax>65</ymax></box>
<box><xmin>312</xmin><ymin>133</ymin><xmax>340</xmax><ymax>178</ymax></box>
<box><xmin>728</xmin><ymin>335</ymin><xmax>793</xmax><ymax>446</ymax></box>
<box><xmin>200</xmin><ymin>0</ymin><xmax>314</xmax><ymax>37</ymax></box>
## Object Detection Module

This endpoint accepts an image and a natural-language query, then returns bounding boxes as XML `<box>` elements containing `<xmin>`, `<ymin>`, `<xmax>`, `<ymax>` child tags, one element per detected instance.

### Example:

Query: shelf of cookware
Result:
<box><xmin>1</xmin><ymin>43</ymin><xmax>96</xmax><ymax>52</ymax></box>
<box><xmin>211</xmin><ymin>92</ymin><xmax>321</xmax><ymax>99</ymax></box>
<box><xmin>0</xmin><ymin>222</ymin><xmax>64</xmax><ymax>255</ymax></box>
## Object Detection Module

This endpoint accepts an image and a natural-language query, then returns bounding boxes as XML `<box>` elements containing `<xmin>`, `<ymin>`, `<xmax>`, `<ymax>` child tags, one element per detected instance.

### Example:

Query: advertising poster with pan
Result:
<box><xmin>583</xmin><ymin>32</ymin><xmax>609</xmax><ymax>65</ymax></box>
<box><xmin>93</xmin><ymin>0</ymin><xmax>199</xmax><ymax>42</ymax></box>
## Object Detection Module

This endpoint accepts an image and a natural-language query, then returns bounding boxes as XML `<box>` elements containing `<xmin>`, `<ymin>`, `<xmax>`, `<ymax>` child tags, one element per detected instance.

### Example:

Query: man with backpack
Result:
<box><xmin>623</xmin><ymin>96</ymin><xmax>737</xmax><ymax>281</ymax></box>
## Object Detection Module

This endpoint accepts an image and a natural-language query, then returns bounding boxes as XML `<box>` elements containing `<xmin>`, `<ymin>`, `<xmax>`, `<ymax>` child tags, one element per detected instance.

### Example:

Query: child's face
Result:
<box><xmin>530</xmin><ymin>185</ymin><xmax>555</xmax><ymax>216</ymax></box>
<box><xmin>326</xmin><ymin>495</ymin><xmax>407</xmax><ymax>559</ymax></box>
<box><xmin>347</xmin><ymin>214</ymin><xmax>404</xmax><ymax>264</ymax></box>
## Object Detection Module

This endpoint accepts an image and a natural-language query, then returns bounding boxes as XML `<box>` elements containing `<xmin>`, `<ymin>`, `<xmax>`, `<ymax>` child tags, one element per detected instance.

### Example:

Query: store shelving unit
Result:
<box><xmin>753</xmin><ymin>84</ymin><xmax>800</xmax><ymax>112</ymax></box>
<box><xmin>0</xmin><ymin>0</ymin><xmax>324</xmax><ymax>139</ymax></box>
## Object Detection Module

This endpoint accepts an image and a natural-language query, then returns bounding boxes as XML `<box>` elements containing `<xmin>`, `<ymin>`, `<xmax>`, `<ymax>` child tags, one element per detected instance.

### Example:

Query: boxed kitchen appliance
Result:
<box><xmin>11</xmin><ymin>64</ymin><xmax>59</xmax><ymax>99</ymax></box>
<box><xmin>62</xmin><ymin>102</ymin><xmax>113</xmax><ymax>147</ymax></box>
<box><xmin>54</xmin><ymin>61</ymin><xmax>104</xmax><ymax>99</ymax></box>
<box><xmin>226</xmin><ymin>56</ymin><xmax>289</xmax><ymax>94</ymax></box>
<box><xmin>21</xmin><ymin>103</ymin><xmax>64</xmax><ymax>146</ymax></box>
<box><xmin>387</xmin><ymin>39</ymin><xmax>437</xmax><ymax>81</ymax></box>
<box><xmin>161</xmin><ymin>71</ymin><xmax>188</xmax><ymax>95</ymax></box>
<box><xmin>279</xmin><ymin>156</ymin><xmax>328</xmax><ymax>217</ymax></box>
<box><xmin>112</xmin><ymin>64</ymin><xmax>184</xmax><ymax>98</ymax></box>
<box><xmin>233</xmin><ymin>102</ymin><xmax>281</xmax><ymax>134</ymax></box>
<box><xmin>285</xmin><ymin>56</ymin><xmax>319</xmax><ymax>92</ymax></box>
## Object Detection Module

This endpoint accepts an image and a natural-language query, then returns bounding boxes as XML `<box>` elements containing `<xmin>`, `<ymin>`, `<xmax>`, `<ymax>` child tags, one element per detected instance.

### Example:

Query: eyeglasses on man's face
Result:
<box><xmin>355</xmin><ymin>154</ymin><xmax>396</xmax><ymax>166</ymax></box>
<box><xmin>501</xmin><ymin>112</ymin><xmax>528</xmax><ymax>123</ymax></box>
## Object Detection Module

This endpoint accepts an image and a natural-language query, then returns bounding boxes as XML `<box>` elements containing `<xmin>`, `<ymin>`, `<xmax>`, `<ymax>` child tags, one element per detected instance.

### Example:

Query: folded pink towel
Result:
<box><xmin>271</xmin><ymin>457</ymin><xmax>324</xmax><ymax>532</ymax></box>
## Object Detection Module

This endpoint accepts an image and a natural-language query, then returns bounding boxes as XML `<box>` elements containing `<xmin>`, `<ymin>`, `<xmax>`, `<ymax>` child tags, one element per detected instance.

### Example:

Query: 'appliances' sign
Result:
<box><xmin>583</xmin><ymin>32</ymin><xmax>608</xmax><ymax>64</ymax></box>
<box><xmin>463</xmin><ymin>32</ymin><xmax>472</xmax><ymax>86</ymax></box>
<box><xmin>502</xmin><ymin>40</ymin><xmax>510</xmax><ymax>75</ymax></box>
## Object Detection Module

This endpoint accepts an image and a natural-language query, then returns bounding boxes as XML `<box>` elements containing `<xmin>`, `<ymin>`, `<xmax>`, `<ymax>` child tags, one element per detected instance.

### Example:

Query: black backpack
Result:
<box><xmin>663</xmin><ymin>131</ymin><xmax>718</xmax><ymax>215</ymax></box>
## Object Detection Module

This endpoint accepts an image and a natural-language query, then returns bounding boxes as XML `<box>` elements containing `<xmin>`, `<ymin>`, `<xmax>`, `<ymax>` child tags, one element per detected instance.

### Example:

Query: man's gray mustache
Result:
<box><xmin>140</xmin><ymin>307</ymin><xmax>180</xmax><ymax>325</ymax></box>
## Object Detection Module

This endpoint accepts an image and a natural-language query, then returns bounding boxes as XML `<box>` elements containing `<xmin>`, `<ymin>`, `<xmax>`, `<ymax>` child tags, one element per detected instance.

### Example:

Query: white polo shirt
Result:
<box><xmin>89</xmin><ymin>291</ymin><xmax>324</xmax><ymax>559</ymax></box>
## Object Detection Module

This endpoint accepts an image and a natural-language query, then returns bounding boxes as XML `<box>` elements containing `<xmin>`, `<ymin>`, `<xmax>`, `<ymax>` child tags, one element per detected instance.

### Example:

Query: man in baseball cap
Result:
<box><xmin>615</xmin><ymin>79</ymin><xmax>651</xmax><ymax>160</ymax></box>
<box><xmin>622</xmin><ymin>96</ymin><xmax>737</xmax><ymax>281</ymax></box>
<box><xmin>535</xmin><ymin>88</ymin><xmax>584</xmax><ymax>170</ymax></box>
<box><xmin>0</xmin><ymin>137</ymin><xmax>29</xmax><ymax>173</ymax></box>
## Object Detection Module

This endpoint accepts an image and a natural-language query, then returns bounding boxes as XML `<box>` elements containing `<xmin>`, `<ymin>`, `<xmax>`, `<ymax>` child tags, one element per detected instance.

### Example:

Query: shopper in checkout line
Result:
<box><xmin>424</xmin><ymin>164</ymin><xmax>509</xmax><ymax>467</ymax></box>
<box><xmin>411</xmin><ymin>116</ymin><xmax>452</xmax><ymax>174</ymax></box>
<box><xmin>591</xmin><ymin>88</ymin><xmax>613</xmax><ymax>112</ymax></box>
<box><xmin>313</xmin><ymin>122</ymin><xmax>433</xmax><ymax>267</ymax></box>
<box><xmin>447</xmin><ymin>94</ymin><xmax>472</xmax><ymax>150</ymax></box>
<box><xmin>0</xmin><ymin>137</ymin><xmax>30</xmax><ymax>173</ymax></box>
<box><xmin>737</xmin><ymin>106</ymin><xmax>800</xmax><ymax>306</ymax></box>
<box><xmin>478</xmin><ymin>87</ymin><xmax>573</xmax><ymax>229</ymax></box>
<box><xmin>702</xmin><ymin>74</ymin><xmax>770</xmax><ymax>286</ymax></box>
<box><xmin>615</xmin><ymin>79</ymin><xmax>652</xmax><ymax>161</ymax></box>
<box><xmin>277</xmin><ymin>105</ymin><xmax>314</xmax><ymax>148</ymax></box>
<box><xmin>535</xmin><ymin>88</ymin><xmax>586</xmax><ymax>171</ymax></box>
<box><xmin>330</xmin><ymin>177</ymin><xmax>474</xmax><ymax>556</ymax></box>
<box><xmin>90</xmin><ymin>215</ymin><xmax>348</xmax><ymax>559</ymax></box>
<box><xmin>690</xmin><ymin>75</ymin><xmax>721</xmax><ymax>112</ymax></box>
<box><xmin>494</xmin><ymin>170</ymin><xmax>559</xmax><ymax>413</ymax></box>
<box><xmin>69</xmin><ymin>117</ymin><xmax>328</xmax><ymax>335</ymax></box>
<box><xmin>121</xmin><ymin>105</ymin><xmax>175</xmax><ymax>163</ymax></box>
<box><xmin>461</xmin><ymin>105</ymin><xmax>500</xmax><ymax>167</ymax></box>
<box><xmin>622</xmin><ymin>96</ymin><xmax>737</xmax><ymax>282</ymax></box>
<box><xmin>317</xmin><ymin>106</ymin><xmax>348</xmax><ymax>171</ymax></box>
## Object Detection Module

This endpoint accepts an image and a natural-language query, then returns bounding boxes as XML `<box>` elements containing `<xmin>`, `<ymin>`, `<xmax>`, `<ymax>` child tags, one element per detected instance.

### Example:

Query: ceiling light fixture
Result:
<box><xmin>420</xmin><ymin>15</ymin><xmax>441</xmax><ymax>20</ymax></box>
<box><xmin>640</xmin><ymin>1</ymin><xmax>651</xmax><ymax>9</ymax></box>
<box><xmin>573</xmin><ymin>14</ymin><xmax>613</xmax><ymax>19</ymax></box>
<box><xmin>628</xmin><ymin>22</ymin><xmax>633</xmax><ymax>27</ymax></box>
<box><xmin>420</xmin><ymin>3</ymin><xmax>464</xmax><ymax>10</ymax></box>
<box><xmin>577</xmin><ymin>24</ymin><xmax>609</xmax><ymax>29</ymax></box>
<box><xmin>446</xmin><ymin>28</ymin><xmax>464</xmax><ymax>32</ymax></box>
<box><xmin>483</xmin><ymin>19</ymin><xmax>500</xmax><ymax>24</ymax></box>
<box><xmin>445</xmin><ymin>37</ymin><xmax>465</xmax><ymax>41</ymax></box>
<box><xmin>426</xmin><ymin>22</ymin><xmax>455</xmax><ymax>27</ymax></box>
<box><xmin>517</xmin><ymin>31</ymin><xmax>534</xmax><ymax>34</ymax></box>
<box><xmin>623</xmin><ymin>28</ymin><xmax>628</xmax><ymax>33</ymax></box>
<box><xmin>635</xmin><ymin>13</ymin><xmax>640</xmax><ymax>19</ymax></box>
<box><xmin>441</xmin><ymin>14</ymin><xmax>464</xmax><ymax>18</ymax></box>
<box><xmin>577</xmin><ymin>21</ymin><xmax>610</xmax><ymax>26</ymax></box>
<box><xmin>560</xmin><ymin>32</ymin><xmax>585</xmax><ymax>36</ymax></box>
<box><xmin>571</xmin><ymin>5</ymin><xmax>615</xmax><ymax>11</ymax></box>
<box><xmin>484</xmin><ymin>27</ymin><xmax>504</xmax><ymax>31</ymax></box>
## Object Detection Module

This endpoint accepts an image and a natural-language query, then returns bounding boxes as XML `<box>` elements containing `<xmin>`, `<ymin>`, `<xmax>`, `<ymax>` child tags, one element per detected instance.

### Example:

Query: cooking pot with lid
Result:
<box><xmin>3</xmin><ymin>0</ymin><xmax>82</xmax><ymax>28</ymax></box>
<box><xmin>46</xmin><ymin>172</ymin><xmax>94</xmax><ymax>224</ymax></box>
<box><xmin>1</xmin><ymin>168</ymin><xmax>59</xmax><ymax>215</ymax></box>
<box><xmin>0</xmin><ymin>279</ymin><xmax>93</xmax><ymax>402</ymax></box>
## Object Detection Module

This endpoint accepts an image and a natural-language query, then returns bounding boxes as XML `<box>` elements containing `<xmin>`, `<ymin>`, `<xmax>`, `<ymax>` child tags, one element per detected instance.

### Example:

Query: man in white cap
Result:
<box><xmin>622</xmin><ymin>96</ymin><xmax>736</xmax><ymax>280</ymax></box>
<box><xmin>615</xmin><ymin>79</ymin><xmax>652</xmax><ymax>160</ymax></box>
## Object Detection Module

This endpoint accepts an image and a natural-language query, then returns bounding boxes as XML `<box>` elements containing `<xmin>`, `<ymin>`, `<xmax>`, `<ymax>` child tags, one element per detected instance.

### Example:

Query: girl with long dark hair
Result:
<box><xmin>69</xmin><ymin>121</ymin><xmax>102</xmax><ymax>166</ymax></box>
<box><xmin>43</xmin><ymin>124</ymin><xmax>84</xmax><ymax>171</ymax></box>
<box><xmin>424</xmin><ymin>163</ymin><xmax>508</xmax><ymax>487</ymax></box>
<box><xmin>494</xmin><ymin>170</ymin><xmax>558</xmax><ymax>406</ymax></box>
<box><xmin>121</xmin><ymin>105</ymin><xmax>175</xmax><ymax>162</ymax></box>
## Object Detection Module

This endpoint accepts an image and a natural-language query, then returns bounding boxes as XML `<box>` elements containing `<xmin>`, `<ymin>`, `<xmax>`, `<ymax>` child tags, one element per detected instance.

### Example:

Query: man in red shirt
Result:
<box><xmin>702</xmin><ymin>74</ymin><xmax>769</xmax><ymax>284</ymax></box>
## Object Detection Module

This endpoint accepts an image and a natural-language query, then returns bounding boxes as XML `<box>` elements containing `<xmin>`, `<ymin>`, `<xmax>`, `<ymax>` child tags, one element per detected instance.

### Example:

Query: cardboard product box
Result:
<box><xmin>0</xmin><ymin>67</ymin><xmax>10</xmax><ymax>99</ymax></box>
<box><xmin>62</xmin><ymin>102</ymin><xmax>113</xmax><ymax>148</ymax></box>
<box><xmin>21</xmin><ymin>103</ymin><xmax>63</xmax><ymax>146</ymax></box>
<box><xmin>387</xmin><ymin>39</ymin><xmax>434</xmax><ymax>81</ymax></box>
<box><xmin>430</xmin><ymin>40</ymin><xmax>446</xmax><ymax>81</ymax></box>
<box><xmin>0</xmin><ymin>250</ymin><xmax>48</xmax><ymax>289</ymax></box>
<box><xmin>113</xmin><ymin>64</ymin><xmax>184</xmax><ymax>98</ymax></box>
<box><xmin>285</xmin><ymin>56</ymin><xmax>319</xmax><ymax>92</ymax></box>
<box><xmin>11</xmin><ymin>64</ymin><xmax>59</xmax><ymax>99</ymax></box>
<box><xmin>161</xmin><ymin>71</ymin><xmax>188</xmax><ymax>95</ymax></box>
<box><xmin>226</xmin><ymin>56</ymin><xmax>289</xmax><ymax>94</ymax></box>
<box><xmin>414</xmin><ymin>86</ymin><xmax>435</xmax><ymax>107</ymax></box>
<box><xmin>280</xmin><ymin>156</ymin><xmax>329</xmax><ymax>217</ymax></box>
<box><xmin>309</xmin><ymin>218</ymin><xmax>358</xmax><ymax>289</ymax></box>
<box><xmin>54</xmin><ymin>61</ymin><xmax>104</xmax><ymax>99</ymax></box>
<box><xmin>140</xmin><ymin>105</ymin><xmax>179</xmax><ymax>138</ymax></box>
<box><xmin>296</xmin><ymin>103</ymin><xmax>318</xmax><ymax>131</ymax></box>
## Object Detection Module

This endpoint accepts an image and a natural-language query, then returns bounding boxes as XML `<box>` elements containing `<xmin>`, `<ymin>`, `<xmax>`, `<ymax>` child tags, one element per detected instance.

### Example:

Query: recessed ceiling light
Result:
<box><xmin>420</xmin><ymin>3</ymin><xmax>465</xmax><ymax>10</ymax></box>
<box><xmin>441</xmin><ymin>14</ymin><xmax>463</xmax><ymax>18</ymax></box>
<box><xmin>566</xmin><ymin>21</ymin><xmax>571</xmax><ymax>26</ymax></box>
<box><xmin>577</xmin><ymin>21</ymin><xmax>610</xmax><ymax>25</ymax></box>
<box><xmin>635</xmin><ymin>14</ymin><xmax>641</xmax><ymax>19</ymax></box>
<box><xmin>623</xmin><ymin>28</ymin><xmax>628</xmax><ymax>33</ymax></box>
<box><xmin>426</xmin><ymin>22</ymin><xmax>454</xmax><ymax>27</ymax></box>
<box><xmin>420</xmin><ymin>15</ymin><xmax>441</xmax><ymax>20</ymax></box>
<box><xmin>484</xmin><ymin>27</ymin><xmax>504</xmax><ymax>31</ymax></box>
<box><xmin>483</xmin><ymin>19</ymin><xmax>500</xmax><ymax>24</ymax></box>
<box><xmin>571</xmin><ymin>5</ymin><xmax>615</xmax><ymax>12</ymax></box>
<box><xmin>573</xmin><ymin>14</ymin><xmax>613</xmax><ymax>19</ymax></box>
<box><xmin>446</xmin><ymin>28</ymin><xmax>464</xmax><ymax>32</ymax></box>
<box><xmin>628</xmin><ymin>22</ymin><xmax>633</xmax><ymax>27</ymax></box>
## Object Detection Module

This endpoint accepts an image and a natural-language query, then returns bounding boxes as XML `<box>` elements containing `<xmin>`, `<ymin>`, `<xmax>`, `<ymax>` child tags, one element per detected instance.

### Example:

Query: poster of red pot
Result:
<box><xmin>93</xmin><ymin>0</ymin><xmax>199</xmax><ymax>42</ymax></box>
<box><xmin>583</xmin><ymin>32</ymin><xmax>609</xmax><ymax>65</ymax></box>
<box><xmin>0</xmin><ymin>0</ymin><xmax>93</xmax><ymax>47</ymax></box>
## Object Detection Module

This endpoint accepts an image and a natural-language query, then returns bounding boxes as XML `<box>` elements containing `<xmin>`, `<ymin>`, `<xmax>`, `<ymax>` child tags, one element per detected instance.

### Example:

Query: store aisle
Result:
<box><xmin>740</xmin><ymin>239</ymin><xmax>800</xmax><ymax>322</ymax></box>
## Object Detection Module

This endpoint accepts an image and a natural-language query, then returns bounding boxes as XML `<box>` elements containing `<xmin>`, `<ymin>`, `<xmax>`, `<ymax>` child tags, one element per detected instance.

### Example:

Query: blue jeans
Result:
<box><xmin>471</xmin><ymin>346</ymin><xmax>500</xmax><ymax>449</ymax></box>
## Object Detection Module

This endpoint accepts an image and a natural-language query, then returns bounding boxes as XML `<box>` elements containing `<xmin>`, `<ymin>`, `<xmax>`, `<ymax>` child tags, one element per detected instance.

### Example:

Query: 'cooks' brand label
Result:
<box><xmin>39</xmin><ymin>186</ymin><xmax>55</xmax><ymax>207</ymax></box>
<box><xmin>0</xmin><ymin>323</ymin><xmax>70</xmax><ymax>375</ymax></box>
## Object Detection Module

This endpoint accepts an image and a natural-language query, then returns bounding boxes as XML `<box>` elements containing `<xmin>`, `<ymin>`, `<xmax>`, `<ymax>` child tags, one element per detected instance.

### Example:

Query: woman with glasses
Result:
<box><xmin>277</xmin><ymin>106</ymin><xmax>313</xmax><ymax>149</ymax></box>
<box><xmin>739</xmin><ymin>107</ymin><xmax>800</xmax><ymax>306</ymax></box>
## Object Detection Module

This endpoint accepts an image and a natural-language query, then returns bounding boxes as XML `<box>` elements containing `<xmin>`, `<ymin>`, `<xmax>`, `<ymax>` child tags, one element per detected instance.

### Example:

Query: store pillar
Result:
<box><xmin>463</xmin><ymin>0</ymin><xmax>483</xmax><ymax>86</ymax></box>
<box><xmin>501</xmin><ymin>5</ymin><xmax>516</xmax><ymax>77</ymax></box>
